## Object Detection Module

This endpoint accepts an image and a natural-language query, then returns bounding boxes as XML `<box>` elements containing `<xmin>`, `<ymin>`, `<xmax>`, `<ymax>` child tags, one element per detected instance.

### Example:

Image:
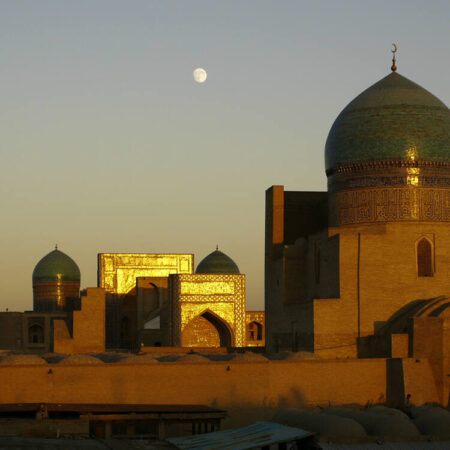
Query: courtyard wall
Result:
<box><xmin>0</xmin><ymin>357</ymin><xmax>440</xmax><ymax>428</ymax></box>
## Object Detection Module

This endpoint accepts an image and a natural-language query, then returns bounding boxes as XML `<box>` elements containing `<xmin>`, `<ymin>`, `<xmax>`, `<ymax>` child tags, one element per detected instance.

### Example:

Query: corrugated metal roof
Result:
<box><xmin>167</xmin><ymin>421</ymin><xmax>314</xmax><ymax>449</ymax></box>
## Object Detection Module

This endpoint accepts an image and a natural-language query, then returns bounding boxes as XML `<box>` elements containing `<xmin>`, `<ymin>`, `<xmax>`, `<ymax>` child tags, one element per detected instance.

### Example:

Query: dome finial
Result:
<box><xmin>55</xmin><ymin>244</ymin><xmax>58</xmax><ymax>250</ymax></box>
<box><xmin>391</xmin><ymin>43</ymin><xmax>397</xmax><ymax>72</ymax></box>
<box><xmin>216</xmin><ymin>244</ymin><xmax>219</xmax><ymax>251</ymax></box>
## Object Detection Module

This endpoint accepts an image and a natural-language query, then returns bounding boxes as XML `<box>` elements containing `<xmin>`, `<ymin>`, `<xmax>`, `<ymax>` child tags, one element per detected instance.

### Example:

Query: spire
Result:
<box><xmin>391</xmin><ymin>43</ymin><xmax>397</xmax><ymax>72</ymax></box>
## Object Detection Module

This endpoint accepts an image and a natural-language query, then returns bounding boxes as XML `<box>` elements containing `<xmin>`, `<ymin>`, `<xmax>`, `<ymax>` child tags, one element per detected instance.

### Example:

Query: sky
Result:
<box><xmin>1</xmin><ymin>0</ymin><xmax>449</xmax><ymax>311</ymax></box>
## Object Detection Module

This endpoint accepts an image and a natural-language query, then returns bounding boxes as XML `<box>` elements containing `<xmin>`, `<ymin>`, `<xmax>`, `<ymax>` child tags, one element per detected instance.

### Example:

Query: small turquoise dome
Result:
<box><xmin>325</xmin><ymin>72</ymin><xmax>450</xmax><ymax>172</ymax></box>
<box><xmin>32</xmin><ymin>249</ymin><xmax>80</xmax><ymax>284</ymax></box>
<box><xmin>195</xmin><ymin>249</ymin><xmax>240</xmax><ymax>274</ymax></box>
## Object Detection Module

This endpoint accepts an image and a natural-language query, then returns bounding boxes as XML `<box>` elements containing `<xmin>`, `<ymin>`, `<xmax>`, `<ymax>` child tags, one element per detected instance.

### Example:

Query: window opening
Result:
<box><xmin>29</xmin><ymin>324</ymin><xmax>44</xmax><ymax>344</ymax></box>
<box><xmin>417</xmin><ymin>238</ymin><xmax>433</xmax><ymax>277</ymax></box>
<box><xmin>247</xmin><ymin>321</ymin><xmax>262</xmax><ymax>341</ymax></box>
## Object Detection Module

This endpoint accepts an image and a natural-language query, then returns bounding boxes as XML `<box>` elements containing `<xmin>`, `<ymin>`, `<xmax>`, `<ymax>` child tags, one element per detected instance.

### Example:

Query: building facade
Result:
<box><xmin>98</xmin><ymin>249</ymin><xmax>265</xmax><ymax>349</ymax></box>
<box><xmin>265</xmin><ymin>69</ymin><xmax>450</xmax><ymax>363</ymax></box>
<box><xmin>97</xmin><ymin>252</ymin><xmax>194</xmax><ymax>349</ymax></box>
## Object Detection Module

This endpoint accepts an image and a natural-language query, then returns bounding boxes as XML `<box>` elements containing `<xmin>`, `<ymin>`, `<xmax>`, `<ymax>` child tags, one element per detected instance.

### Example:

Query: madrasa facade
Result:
<box><xmin>0</xmin><ymin>247</ymin><xmax>265</xmax><ymax>353</ymax></box>
<box><xmin>98</xmin><ymin>248</ymin><xmax>264</xmax><ymax>349</ymax></box>
<box><xmin>265</xmin><ymin>64</ymin><xmax>450</xmax><ymax>362</ymax></box>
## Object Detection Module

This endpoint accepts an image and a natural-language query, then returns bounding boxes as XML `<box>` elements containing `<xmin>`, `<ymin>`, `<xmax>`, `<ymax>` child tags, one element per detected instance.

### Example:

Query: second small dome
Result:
<box><xmin>195</xmin><ymin>249</ymin><xmax>240</xmax><ymax>274</ymax></box>
<box><xmin>32</xmin><ymin>248</ymin><xmax>81</xmax><ymax>284</ymax></box>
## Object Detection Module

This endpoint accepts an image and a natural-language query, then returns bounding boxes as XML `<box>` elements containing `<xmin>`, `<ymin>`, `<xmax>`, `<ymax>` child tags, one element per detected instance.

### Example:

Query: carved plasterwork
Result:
<box><xmin>181</xmin><ymin>281</ymin><xmax>235</xmax><ymax>295</ymax></box>
<box><xmin>245</xmin><ymin>311</ymin><xmax>265</xmax><ymax>325</ymax></box>
<box><xmin>98</xmin><ymin>253</ymin><xmax>194</xmax><ymax>294</ymax></box>
<box><xmin>331</xmin><ymin>187</ymin><xmax>450</xmax><ymax>226</ymax></box>
<box><xmin>170</xmin><ymin>274</ymin><xmax>246</xmax><ymax>347</ymax></box>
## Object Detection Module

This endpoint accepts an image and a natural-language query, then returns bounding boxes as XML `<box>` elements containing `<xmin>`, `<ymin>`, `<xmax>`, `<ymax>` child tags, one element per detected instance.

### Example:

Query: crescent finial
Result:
<box><xmin>391</xmin><ymin>43</ymin><xmax>398</xmax><ymax>72</ymax></box>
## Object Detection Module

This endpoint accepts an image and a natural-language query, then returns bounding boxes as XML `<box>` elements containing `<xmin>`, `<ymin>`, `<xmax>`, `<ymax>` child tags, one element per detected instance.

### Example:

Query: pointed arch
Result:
<box><xmin>142</xmin><ymin>282</ymin><xmax>160</xmax><ymax>324</ymax></box>
<box><xmin>415</xmin><ymin>296</ymin><xmax>450</xmax><ymax>318</ymax></box>
<box><xmin>417</xmin><ymin>237</ymin><xmax>433</xmax><ymax>277</ymax></box>
<box><xmin>182</xmin><ymin>309</ymin><xmax>233</xmax><ymax>347</ymax></box>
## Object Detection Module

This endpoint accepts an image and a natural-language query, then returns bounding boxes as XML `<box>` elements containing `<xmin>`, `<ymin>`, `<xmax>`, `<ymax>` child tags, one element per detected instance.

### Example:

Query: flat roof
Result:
<box><xmin>0</xmin><ymin>403</ymin><xmax>225</xmax><ymax>414</ymax></box>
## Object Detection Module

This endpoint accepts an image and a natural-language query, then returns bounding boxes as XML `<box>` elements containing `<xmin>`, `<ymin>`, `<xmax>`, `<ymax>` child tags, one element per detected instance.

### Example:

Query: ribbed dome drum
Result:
<box><xmin>325</xmin><ymin>71</ymin><xmax>450</xmax><ymax>227</ymax></box>
<box><xmin>32</xmin><ymin>248</ymin><xmax>80</xmax><ymax>312</ymax></box>
<box><xmin>195</xmin><ymin>249</ymin><xmax>240</xmax><ymax>274</ymax></box>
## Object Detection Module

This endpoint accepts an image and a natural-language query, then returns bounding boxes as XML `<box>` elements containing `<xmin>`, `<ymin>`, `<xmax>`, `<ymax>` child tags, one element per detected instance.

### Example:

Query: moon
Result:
<box><xmin>392</xmin><ymin>43</ymin><xmax>397</xmax><ymax>53</ymax></box>
<box><xmin>193</xmin><ymin>68</ymin><xmax>207</xmax><ymax>83</ymax></box>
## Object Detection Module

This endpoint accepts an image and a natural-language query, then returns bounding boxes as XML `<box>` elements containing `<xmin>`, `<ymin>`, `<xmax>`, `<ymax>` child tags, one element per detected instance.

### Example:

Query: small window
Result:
<box><xmin>29</xmin><ymin>324</ymin><xmax>44</xmax><ymax>344</ymax></box>
<box><xmin>417</xmin><ymin>238</ymin><xmax>433</xmax><ymax>277</ymax></box>
<box><xmin>247</xmin><ymin>321</ymin><xmax>262</xmax><ymax>341</ymax></box>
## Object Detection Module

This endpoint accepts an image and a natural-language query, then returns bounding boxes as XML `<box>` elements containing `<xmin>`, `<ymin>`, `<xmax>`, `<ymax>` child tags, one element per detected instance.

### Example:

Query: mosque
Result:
<box><xmin>265</xmin><ymin>54</ymin><xmax>450</xmax><ymax>372</ymax></box>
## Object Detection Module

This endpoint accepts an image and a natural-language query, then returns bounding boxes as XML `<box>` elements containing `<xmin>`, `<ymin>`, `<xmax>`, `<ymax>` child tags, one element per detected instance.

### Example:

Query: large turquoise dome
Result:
<box><xmin>32</xmin><ymin>249</ymin><xmax>81</xmax><ymax>284</ymax></box>
<box><xmin>325</xmin><ymin>72</ymin><xmax>450</xmax><ymax>172</ymax></box>
<box><xmin>195</xmin><ymin>249</ymin><xmax>240</xmax><ymax>274</ymax></box>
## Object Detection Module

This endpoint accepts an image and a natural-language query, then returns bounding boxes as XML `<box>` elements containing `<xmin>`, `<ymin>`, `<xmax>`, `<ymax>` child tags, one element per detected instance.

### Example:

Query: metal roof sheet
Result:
<box><xmin>167</xmin><ymin>421</ymin><xmax>314</xmax><ymax>449</ymax></box>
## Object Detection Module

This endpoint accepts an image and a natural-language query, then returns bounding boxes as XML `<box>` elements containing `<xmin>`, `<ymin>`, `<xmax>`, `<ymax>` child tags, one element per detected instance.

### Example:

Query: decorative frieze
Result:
<box><xmin>328</xmin><ymin>160</ymin><xmax>450</xmax><ymax>193</ymax></box>
<box><xmin>327</xmin><ymin>160</ymin><xmax>450</xmax><ymax>226</ymax></box>
<box><xmin>331</xmin><ymin>187</ymin><xmax>450</xmax><ymax>226</ymax></box>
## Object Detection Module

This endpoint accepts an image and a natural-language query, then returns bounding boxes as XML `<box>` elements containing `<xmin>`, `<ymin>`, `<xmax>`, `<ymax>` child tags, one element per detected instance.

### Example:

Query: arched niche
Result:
<box><xmin>29</xmin><ymin>323</ymin><xmax>44</xmax><ymax>344</ymax></box>
<box><xmin>417</xmin><ymin>237</ymin><xmax>433</xmax><ymax>277</ymax></box>
<box><xmin>247</xmin><ymin>321</ymin><xmax>263</xmax><ymax>341</ymax></box>
<box><xmin>182</xmin><ymin>310</ymin><xmax>232</xmax><ymax>348</ymax></box>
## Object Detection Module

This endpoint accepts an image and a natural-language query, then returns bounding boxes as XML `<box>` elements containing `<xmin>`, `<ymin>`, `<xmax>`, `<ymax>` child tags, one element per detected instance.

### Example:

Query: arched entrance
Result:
<box><xmin>182</xmin><ymin>311</ymin><xmax>232</xmax><ymax>347</ymax></box>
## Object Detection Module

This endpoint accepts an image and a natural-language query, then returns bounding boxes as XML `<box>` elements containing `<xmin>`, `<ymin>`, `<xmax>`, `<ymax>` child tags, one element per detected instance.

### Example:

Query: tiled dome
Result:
<box><xmin>32</xmin><ymin>249</ymin><xmax>80</xmax><ymax>284</ymax></box>
<box><xmin>325</xmin><ymin>72</ymin><xmax>450</xmax><ymax>173</ymax></box>
<box><xmin>195</xmin><ymin>249</ymin><xmax>240</xmax><ymax>274</ymax></box>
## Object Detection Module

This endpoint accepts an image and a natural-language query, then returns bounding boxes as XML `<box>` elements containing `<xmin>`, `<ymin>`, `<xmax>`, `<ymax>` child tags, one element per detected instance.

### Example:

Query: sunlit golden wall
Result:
<box><xmin>54</xmin><ymin>288</ymin><xmax>105</xmax><ymax>354</ymax></box>
<box><xmin>98</xmin><ymin>253</ymin><xmax>194</xmax><ymax>294</ymax></box>
<box><xmin>245</xmin><ymin>311</ymin><xmax>265</xmax><ymax>347</ymax></box>
<box><xmin>313</xmin><ymin>221</ymin><xmax>450</xmax><ymax>358</ymax></box>
<box><xmin>170</xmin><ymin>274</ymin><xmax>246</xmax><ymax>347</ymax></box>
<box><xmin>181</xmin><ymin>315</ymin><xmax>222</xmax><ymax>347</ymax></box>
<box><xmin>1</xmin><ymin>358</ymin><xmax>443</xmax><ymax>428</ymax></box>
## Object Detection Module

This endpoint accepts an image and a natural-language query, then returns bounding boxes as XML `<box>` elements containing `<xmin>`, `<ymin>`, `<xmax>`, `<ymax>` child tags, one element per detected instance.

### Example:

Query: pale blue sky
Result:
<box><xmin>1</xmin><ymin>0</ymin><xmax>449</xmax><ymax>311</ymax></box>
